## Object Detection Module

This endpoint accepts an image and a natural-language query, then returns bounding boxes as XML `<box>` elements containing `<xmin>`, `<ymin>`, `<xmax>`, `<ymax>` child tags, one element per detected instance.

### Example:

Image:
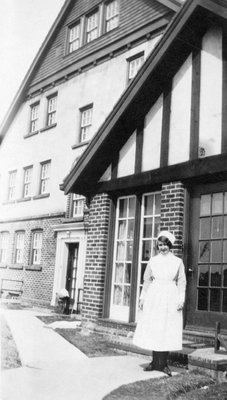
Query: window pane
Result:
<box><xmin>128</xmin><ymin>197</ymin><xmax>135</xmax><ymax>217</ymax></box>
<box><xmin>119</xmin><ymin>199</ymin><xmax>127</xmax><ymax>218</ymax></box>
<box><xmin>123</xmin><ymin>286</ymin><xmax>130</xmax><ymax>306</ymax></box>
<box><xmin>140</xmin><ymin>263</ymin><xmax>147</xmax><ymax>284</ymax></box>
<box><xmin>113</xmin><ymin>285</ymin><xmax>122</xmax><ymax>305</ymax></box>
<box><xmin>155</xmin><ymin>194</ymin><xmax>161</xmax><ymax>215</ymax></box>
<box><xmin>116</xmin><ymin>242</ymin><xmax>125</xmax><ymax>260</ymax></box>
<box><xmin>198</xmin><ymin>265</ymin><xmax>209</xmax><ymax>286</ymax></box>
<box><xmin>224</xmin><ymin>192</ymin><xmax>227</xmax><ymax>214</ymax></box>
<box><xmin>144</xmin><ymin>195</ymin><xmax>153</xmax><ymax>216</ymax></box>
<box><xmin>142</xmin><ymin>240</ymin><xmax>151</xmax><ymax>261</ymax></box>
<box><xmin>200</xmin><ymin>218</ymin><xmax>211</xmax><ymax>239</ymax></box>
<box><xmin>118</xmin><ymin>221</ymin><xmax>126</xmax><ymax>239</ymax></box>
<box><xmin>211</xmin><ymin>216</ymin><xmax>223</xmax><ymax>238</ymax></box>
<box><xmin>223</xmin><ymin>290</ymin><xmax>227</xmax><ymax>312</ymax></box>
<box><xmin>210</xmin><ymin>289</ymin><xmax>221</xmax><ymax>312</ymax></box>
<box><xmin>200</xmin><ymin>195</ymin><xmax>211</xmax><ymax>216</ymax></box>
<box><xmin>197</xmin><ymin>288</ymin><xmax>208</xmax><ymax>310</ymax></box>
<box><xmin>223</xmin><ymin>266</ymin><xmax>227</xmax><ymax>287</ymax></box>
<box><xmin>210</xmin><ymin>265</ymin><xmax>222</xmax><ymax>287</ymax></box>
<box><xmin>223</xmin><ymin>240</ymin><xmax>227</xmax><ymax>262</ymax></box>
<box><xmin>211</xmin><ymin>241</ymin><xmax>222</xmax><ymax>263</ymax></box>
<box><xmin>154</xmin><ymin>217</ymin><xmax>160</xmax><ymax>237</ymax></box>
<box><xmin>114</xmin><ymin>263</ymin><xmax>124</xmax><ymax>283</ymax></box>
<box><xmin>126</xmin><ymin>242</ymin><xmax>133</xmax><ymax>261</ymax></box>
<box><xmin>143</xmin><ymin>218</ymin><xmax>153</xmax><ymax>238</ymax></box>
<box><xmin>125</xmin><ymin>263</ymin><xmax>131</xmax><ymax>284</ymax></box>
<box><xmin>199</xmin><ymin>241</ymin><xmax>210</xmax><ymax>263</ymax></box>
<box><xmin>224</xmin><ymin>216</ymin><xmax>227</xmax><ymax>237</ymax></box>
<box><xmin>212</xmin><ymin>193</ymin><xmax>223</xmax><ymax>215</ymax></box>
<box><xmin>127</xmin><ymin>220</ymin><xmax>134</xmax><ymax>239</ymax></box>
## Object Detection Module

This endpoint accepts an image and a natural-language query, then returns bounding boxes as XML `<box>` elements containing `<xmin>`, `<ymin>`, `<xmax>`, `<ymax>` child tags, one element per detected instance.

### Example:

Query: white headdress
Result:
<box><xmin>157</xmin><ymin>230</ymin><xmax>176</xmax><ymax>245</ymax></box>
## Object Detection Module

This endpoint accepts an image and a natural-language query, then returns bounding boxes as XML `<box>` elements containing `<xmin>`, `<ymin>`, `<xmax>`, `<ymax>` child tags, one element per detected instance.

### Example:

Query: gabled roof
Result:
<box><xmin>61</xmin><ymin>0</ymin><xmax>227</xmax><ymax>196</ymax></box>
<box><xmin>0</xmin><ymin>0</ymin><xmax>181</xmax><ymax>144</ymax></box>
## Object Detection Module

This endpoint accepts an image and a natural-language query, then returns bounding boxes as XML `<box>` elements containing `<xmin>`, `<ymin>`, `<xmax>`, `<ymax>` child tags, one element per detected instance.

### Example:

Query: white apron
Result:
<box><xmin>133</xmin><ymin>252</ymin><xmax>186</xmax><ymax>351</ymax></box>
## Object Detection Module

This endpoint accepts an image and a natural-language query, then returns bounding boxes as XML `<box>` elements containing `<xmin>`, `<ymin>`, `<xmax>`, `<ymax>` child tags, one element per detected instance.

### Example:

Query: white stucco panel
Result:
<box><xmin>168</xmin><ymin>54</ymin><xmax>192</xmax><ymax>165</ymax></box>
<box><xmin>199</xmin><ymin>26</ymin><xmax>222</xmax><ymax>157</ymax></box>
<box><xmin>117</xmin><ymin>130</ymin><xmax>136</xmax><ymax>178</ymax></box>
<box><xmin>142</xmin><ymin>94</ymin><xmax>163</xmax><ymax>172</ymax></box>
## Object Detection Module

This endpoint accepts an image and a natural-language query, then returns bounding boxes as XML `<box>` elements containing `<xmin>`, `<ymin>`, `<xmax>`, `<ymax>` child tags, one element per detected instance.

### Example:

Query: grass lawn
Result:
<box><xmin>1</xmin><ymin>314</ymin><xmax>21</xmax><ymax>370</ymax></box>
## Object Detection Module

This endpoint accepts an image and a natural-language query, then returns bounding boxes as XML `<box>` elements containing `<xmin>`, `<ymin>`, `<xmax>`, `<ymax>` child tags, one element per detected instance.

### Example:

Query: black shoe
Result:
<box><xmin>162</xmin><ymin>366</ymin><xmax>172</xmax><ymax>376</ymax></box>
<box><xmin>144</xmin><ymin>362</ymin><xmax>155</xmax><ymax>371</ymax></box>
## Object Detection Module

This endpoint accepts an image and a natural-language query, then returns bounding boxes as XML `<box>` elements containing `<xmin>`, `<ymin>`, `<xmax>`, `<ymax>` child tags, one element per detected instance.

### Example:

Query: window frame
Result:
<box><xmin>85</xmin><ymin>8</ymin><xmax>99</xmax><ymax>44</ymax></box>
<box><xmin>72</xmin><ymin>194</ymin><xmax>85</xmax><ymax>218</ymax></box>
<box><xmin>104</xmin><ymin>0</ymin><xmax>119</xmax><ymax>33</ymax></box>
<box><xmin>39</xmin><ymin>161</ymin><xmax>51</xmax><ymax>195</ymax></box>
<box><xmin>14</xmin><ymin>231</ymin><xmax>25</xmax><ymax>264</ymax></box>
<box><xmin>31</xmin><ymin>230</ymin><xmax>43</xmax><ymax>266</ymax></box>
<box><xmin>68</xmin><ymin>20</ymin><xmax>81</xmax><ymax>53</ymax></box>
<box><xmin>23</xmin><ymin>166</ymin><xmax>33</xmax><ymax>199</ymax></box>
<box><xmin>0</xmin><ymin>231</ymin><xmax>9</xmax><ymax>264</ymax></box>
<box><xmin>29</xmin><ymin>102</ymin><xmax>40</xmax><ymax>133</ymax></box>
<box><xmin>46</xmin><ymin>94</ymin><xmax>57</xmax><ymax>127</ymax></box>
<box><xmin>8</xmin><ymin>170</ymin><xmax>17</xmax><ymax>201</ymax></box>
<box><xmin>127</xmin><ymin>52</ymin><xmax>145</xmax><ymax>83</ymax></box>
<box><xmin>79</xmin><ymin>104</ymin><xmax>93</xmax><ymax>143</ymax></box>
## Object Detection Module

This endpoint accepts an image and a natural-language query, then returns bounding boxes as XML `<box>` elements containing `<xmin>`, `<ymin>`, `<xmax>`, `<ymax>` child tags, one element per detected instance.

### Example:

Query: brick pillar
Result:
<box><xmin>82</xmin><ymin>193</ymin><xmax>110</xmax><ymax>325</ymax></box>
<box><xmin>161</xmin><ymin>182</ymin><xmax>185</xmax><ymax>257</ymax></box>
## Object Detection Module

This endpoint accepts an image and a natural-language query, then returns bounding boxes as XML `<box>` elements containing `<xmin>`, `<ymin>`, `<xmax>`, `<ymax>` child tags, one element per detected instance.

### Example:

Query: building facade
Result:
<box><xmin>0</xmin><ymin>0</ymin><xmax>179</xmax><ymax>308</ymax></box>
<box><xmin>62</xmin><ymin>0</ymin><xmax>227</xmax><ymax>332</ymax></box>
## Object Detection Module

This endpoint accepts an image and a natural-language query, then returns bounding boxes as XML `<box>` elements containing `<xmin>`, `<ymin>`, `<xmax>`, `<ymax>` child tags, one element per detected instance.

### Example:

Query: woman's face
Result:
<box><xmin>157</xmin><ymin>240</ymin><xmax>170</xmax><ymax>255</ymax></box>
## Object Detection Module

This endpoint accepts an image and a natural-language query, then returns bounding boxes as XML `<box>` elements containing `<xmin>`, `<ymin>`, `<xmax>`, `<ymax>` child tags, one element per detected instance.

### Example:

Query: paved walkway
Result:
<box><xmin>1</xmin><ymin>308</ymin><xmax>167</xmax><ymax>400</ymax></box>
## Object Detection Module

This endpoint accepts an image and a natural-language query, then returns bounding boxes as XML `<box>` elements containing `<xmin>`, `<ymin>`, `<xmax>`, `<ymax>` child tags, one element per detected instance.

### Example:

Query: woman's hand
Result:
<box><xmin>139</xmin><ymin>299</ymin><xmax>144</xmax><ymax>310</ymax></box>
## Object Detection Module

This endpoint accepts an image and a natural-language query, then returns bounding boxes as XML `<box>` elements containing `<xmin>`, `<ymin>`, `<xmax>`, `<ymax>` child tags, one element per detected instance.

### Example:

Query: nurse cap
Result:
<box><xmin>157</xmin><ymin>230</ymin><xmax>176</xmax><ymax>245</ymax></box>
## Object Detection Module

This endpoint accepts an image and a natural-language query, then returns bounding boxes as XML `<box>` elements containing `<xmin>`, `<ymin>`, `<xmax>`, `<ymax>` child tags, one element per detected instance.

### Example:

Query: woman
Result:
<box><xmin>133</xmin><ymin>230</ymin><xmax>186</xmax><ymax>376</ymax></box>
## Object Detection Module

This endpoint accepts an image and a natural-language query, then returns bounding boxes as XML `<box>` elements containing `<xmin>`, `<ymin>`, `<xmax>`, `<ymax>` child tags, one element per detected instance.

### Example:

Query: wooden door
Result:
<box><xmin>186</xmin><ymin>183</ymin><xmax>227</xmax><ymax>329</ymax></box>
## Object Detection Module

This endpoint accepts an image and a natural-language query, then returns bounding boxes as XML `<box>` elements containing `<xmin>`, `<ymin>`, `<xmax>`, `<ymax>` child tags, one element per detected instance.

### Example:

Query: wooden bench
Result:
<box><xmin>214</xmin><ymin>322</ymin><xmax>227</xmax><ymax>354</ymax></box>
<box><xmin>1</xmin><ymin>279</ymin><xmax>24</xmax><ymax>299</ymax></box>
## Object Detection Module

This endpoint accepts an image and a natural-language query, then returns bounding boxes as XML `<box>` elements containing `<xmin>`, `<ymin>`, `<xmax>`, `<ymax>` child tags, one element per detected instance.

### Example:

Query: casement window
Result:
<box><xmin>86</xmin><ymin>10</ymin><xmax>99</xmax><ymax>43</ymax></box>
<box><xmin>110</xmin><ymin>192</ymin><xmax>161</xmax><ymax>322</ymax></box>
<box><xmin>40</xmin><ymin>161</ymin><xmax>51</xmax><ymax>195</ymax></box>
<box><xmin>8</xmin><ymin>170</ymin><xmax>17</xmax><ymax>201</ymax></box>
<box><xmin>69</xmin><ymin>22</ymin><xmax>81</xmax><ymax>53</ymax></box>
<box><xmin>47</xmin><ymin>95</ymin><xmax>57</xmax><ymax>126</ymax></box>
<box><xmin>105</xmin><ymin>0</ymin><xmax>119</xmax><ymax>32</ymax></box>
<box><xmin>128</xmin><ymin>53</ymin><xmax>144</xmax><ymax>82</ymax></box>
<box><xmin>80</xmin><ymin>105</ymin><xmax>93</xmax><ymax>142</ymax></box>
<box><xmin>72</xmin><ymin>194</ymin><xmax>85</xmax><ymax>217</ymax></box>
<box><xmin>15</xmin><ymin>231</ymin><xmax>25</xmax><ymax>264</ymax></box>
<box><xmin>0</xmin><ymin>231</ymin><xmax>9</xmax><ymax>264</ymax></box>
<box><xmin>23</xmin><ymin>166</ymin><xmax>33</xmax><ymax>198</ymax></box>
<box><xmin>31</xmin><ymin>231</ymin><xmax>42</xmax><ymax>265</ymax></box>
<box><xmin>30</xmin><ymin>103</ymin><xmax>39</xmax><ymax>133</ymax></box>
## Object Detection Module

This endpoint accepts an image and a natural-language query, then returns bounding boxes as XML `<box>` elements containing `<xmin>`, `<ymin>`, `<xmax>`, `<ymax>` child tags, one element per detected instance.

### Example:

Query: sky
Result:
<box><xmin>0</xmin><ymin>0</ymin><xmax>65</xmax><ymax>127</ymax></box>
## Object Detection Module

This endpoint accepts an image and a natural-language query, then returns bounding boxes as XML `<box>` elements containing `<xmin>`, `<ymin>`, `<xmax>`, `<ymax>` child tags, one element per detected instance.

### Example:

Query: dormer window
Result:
<box><xmin>47</xmin><ymin>94</ymin><xmax>57</xmax><ymax>127</ymax></box>
<box><xmin>69</xmin><ymin>22</ymin><xmax>81</xmax><ymax>53</ymax></box>
<box><xmin>30</xmin><ymin>103</ymin><xmax>39</xmax><ymax>133</ymax></box>
<box><xmin>105</xmin><ymin>0</ymin><xmax>119</xmax><ymax>32</ymax></box>
<box><xmin>86</xmin><ymin>10</ymin><xmax>99</xmax><ymax>43</ymax></box>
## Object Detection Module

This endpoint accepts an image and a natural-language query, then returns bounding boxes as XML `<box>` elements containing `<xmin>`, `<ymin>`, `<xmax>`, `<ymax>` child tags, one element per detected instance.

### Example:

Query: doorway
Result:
<box><xmin>187</xmin><ymin>182</ymin><xmax>227</xmax><ymax>329</ymax></box>
<box><xmin>66</xmin><ymin>243</ymin><xmax>79</xmax><ymax>311</ymax></box>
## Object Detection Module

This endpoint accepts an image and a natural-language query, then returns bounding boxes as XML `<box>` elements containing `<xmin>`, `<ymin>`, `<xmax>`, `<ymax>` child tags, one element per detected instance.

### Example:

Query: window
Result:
<box><xmin>110</xmin><ymin>192</ymin><xmax>161</xmax><ymax>322</ymax></box>
<box><xmin>31</xmin><ymin>231</ymin><xmax>42</xmax><ymax>265</ymax></box>
<box><xmin>69</xmin><ymin>22</ymin><xmax>81</xmax><ymax>53</ymax></box>
<box><xmin>15</xmin><ymin>232</ymin><xmax>25</xmax><ymax>264</ymax></box>
<box><xmin>8</xmin><ymin>171</ymin><xmax>17</xmax><ymax>201</ymax></box>
<box><xmin>80</xmin><ymin>105</ymin><xmax>93</xmax><ymax>142</ymax></box>
<box><xmin>40</xmin><ymin>161</ymin><xmax>51</xmax><ymax>194</ymax></box>
<box><xmin>128</xmin><ymin>53</ymin><xmax>144</xmax><ymax>82</ymax></box>
<box><xmin>72</xmin><ymin>194</ymin><xmax>85</xmax><ymax>217</ymax></box>
<box><xmin>105</xmin><ymin>0</ymin><xmax>119</xmax><ymax>32</ymax></box>
<box><xmin>30</xmin><ymin>103</ymin><xmax>39</xmax><ymax>133</ymax></box>
<box><xmin>86</xmin><ymin>10</ymin><xmax>99</xmax><ymax>43</ymax></box>
<box><xmin>23</xmin><ymin>166</ymin><xmax>33</xmax><ymax>198</ymax></box>
<box><xmin>47</xmin><ymin>95</ymin><xmax>57</xmax><ymax>126</ymax></box>
<box><xmin>0</xmin><ymin>232</ymin><xmax>9</xmax><ymax>264</ymax></box>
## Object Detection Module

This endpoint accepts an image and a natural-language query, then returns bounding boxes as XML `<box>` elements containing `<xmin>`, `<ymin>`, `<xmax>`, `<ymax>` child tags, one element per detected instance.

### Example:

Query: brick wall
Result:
<box><xmin>82</xmin><ymin>193</ymin><xmax>110</xmax><ymax>323</ymax></box>
<box><xmin>0</xmin><ymin>215</ymin><xmax>63</xmax><ymax>306</ymax></box>
<box><xmin>160</xmin><ymin>181</ymin><xmax>185</xmax><ymax>257</ymax></box>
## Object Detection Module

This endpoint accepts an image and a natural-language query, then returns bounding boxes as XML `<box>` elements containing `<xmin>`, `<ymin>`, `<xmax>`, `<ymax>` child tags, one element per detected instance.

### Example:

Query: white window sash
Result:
<box><xmin>40</xmin><ymin>163</ymin><xmax>50</xmax><ymax>194</ymax></box>
<box><xmin>32</xmin><ymin>232</ymin><xmax>42</xmax><ymax>264</ymax></box>
<box><xmin>0</xmin><ymin>233</ymin><xmax>9</xmax><ymax>263</ymax></box>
